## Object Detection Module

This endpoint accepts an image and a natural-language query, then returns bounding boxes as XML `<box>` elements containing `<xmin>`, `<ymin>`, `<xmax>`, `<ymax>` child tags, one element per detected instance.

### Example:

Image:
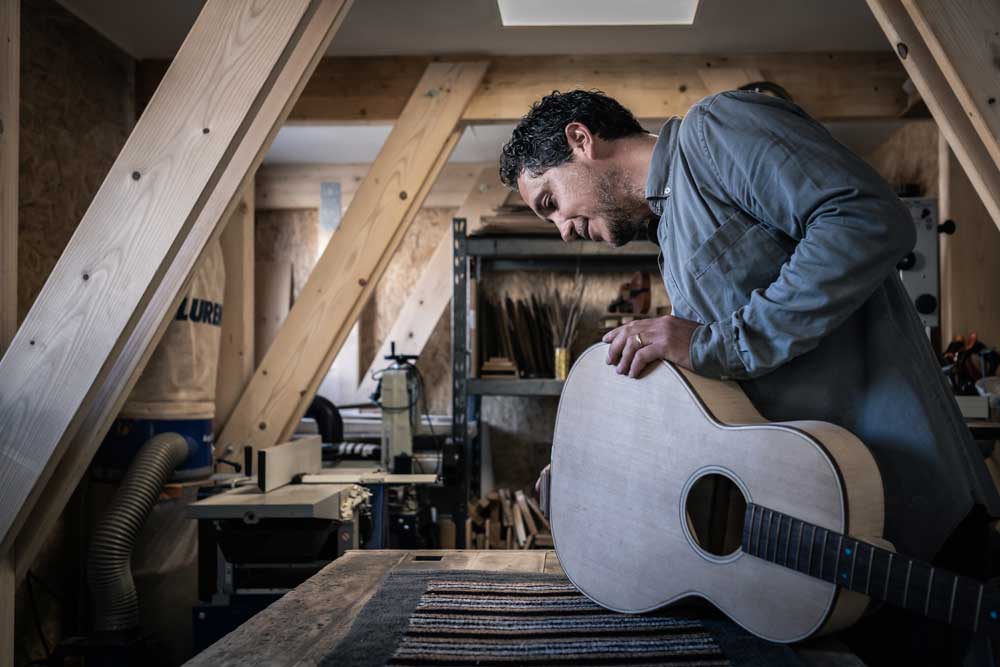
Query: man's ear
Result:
<box><xmin>564</xmin><ymin>122</ymin><xmax>595</xmax><ymax>160</ymax></box>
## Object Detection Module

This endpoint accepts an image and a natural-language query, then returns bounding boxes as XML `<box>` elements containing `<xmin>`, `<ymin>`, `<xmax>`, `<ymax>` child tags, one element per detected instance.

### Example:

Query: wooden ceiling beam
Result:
<box><xmin>255</xmin><ymin>161</ymin><xmax>493</xmax><ymax>210</ymax></box>
<box><xmin>216</xmin><ymin>61</ymin><xmax>488</xmax><ymax>460</ymax></box>
<box><xmin>138</xmin><ymin>52</ymin><xmax>909</xmax><ymax>124</ymax></box>
<box><xmin>4</xmin><ymin>0</ymin><xmax>353</xmax><ymax>586</ymax></box>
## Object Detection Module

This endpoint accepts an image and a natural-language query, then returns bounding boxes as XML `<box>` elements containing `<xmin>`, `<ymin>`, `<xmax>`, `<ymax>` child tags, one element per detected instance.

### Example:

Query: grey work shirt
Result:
<box><xmin>647</xmin><ymin>91</ymin><xmax>1000</xmax><ymax>560</ymax></box>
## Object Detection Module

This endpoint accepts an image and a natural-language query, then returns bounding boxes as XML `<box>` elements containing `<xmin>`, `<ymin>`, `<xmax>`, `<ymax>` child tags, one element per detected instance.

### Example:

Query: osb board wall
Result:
<box><xmin>18</xmin><ymin>0</ymin><xmax>134</xmax><ymax>323</ymax></box>
<box><xmin>362</xmin><ymin>207</ymin><xmax>456</xmax><ymax>413</ymax></box>
<box><xmin>864</xmin><ymin>120</ymin><xmax>938</xmax><ymax>197</ymax></box>
<box><xmin>15</xmin><ymin>1</ymin><xmax>135</xmax><ymax>664</ymax></box>
<box><xmin>254</xmin><ymin>208</ymin><xmax>321</xmax><ymax>301</ymax></box>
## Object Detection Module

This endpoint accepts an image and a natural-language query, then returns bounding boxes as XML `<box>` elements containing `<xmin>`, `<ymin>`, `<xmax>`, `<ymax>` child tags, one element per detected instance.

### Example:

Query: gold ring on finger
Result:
<box><xmin>634</xmin><ymin>333</ymin><xmax>643</xmax><ymax>347</ymax></box>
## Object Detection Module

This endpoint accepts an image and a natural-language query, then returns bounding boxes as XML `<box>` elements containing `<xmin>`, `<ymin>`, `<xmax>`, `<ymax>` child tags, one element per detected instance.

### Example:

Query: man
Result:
<box><xmin>501</xmin><ymin>89</ymin><xmax>1000</xmax><ymax>662</ymax></box>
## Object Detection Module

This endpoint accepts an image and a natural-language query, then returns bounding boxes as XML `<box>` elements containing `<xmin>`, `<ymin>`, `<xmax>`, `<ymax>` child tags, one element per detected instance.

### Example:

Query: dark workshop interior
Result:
<box><xmin>1</xmin><ymin>0</ymin><xmax>1000</xmax><ymax>665</ymax></box>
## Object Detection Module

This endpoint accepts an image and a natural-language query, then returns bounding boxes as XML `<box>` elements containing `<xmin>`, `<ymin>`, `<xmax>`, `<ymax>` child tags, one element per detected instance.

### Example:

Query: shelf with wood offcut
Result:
<box><xmin>466</xmin><ymin>236</ymin><xmax>660</xmax><ymax>272</ymax></box>
<box><xmin>467</xmin><ymin>378</ymin><xmax>564</xmax><ymax>397</ymax></box>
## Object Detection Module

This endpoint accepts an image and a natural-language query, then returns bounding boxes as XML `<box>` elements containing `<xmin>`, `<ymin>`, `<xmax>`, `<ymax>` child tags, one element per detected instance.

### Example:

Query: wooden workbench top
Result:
<box><xmin>184</xmin><ymin>550</ymin><xmax>563</xmax><ymax>667</ymax></box>
<box><xmin>184</xmin><ymin>549</ymin><xmax>860</xmax><ymax>667</ymax></box>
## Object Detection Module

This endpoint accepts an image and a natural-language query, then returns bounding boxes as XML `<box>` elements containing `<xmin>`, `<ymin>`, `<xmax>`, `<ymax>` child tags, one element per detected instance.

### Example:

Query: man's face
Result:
<box><xmin>518</xmin><ymin>159</ymin><xmax>654</xmax><ymax>247</ymax></box>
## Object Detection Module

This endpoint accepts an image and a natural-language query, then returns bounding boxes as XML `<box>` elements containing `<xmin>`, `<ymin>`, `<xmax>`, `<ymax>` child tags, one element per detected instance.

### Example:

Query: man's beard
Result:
<box><xmin>593</xmin><ymin>166</ymin><xmax>655</xmax><ymax>247</ymax></box>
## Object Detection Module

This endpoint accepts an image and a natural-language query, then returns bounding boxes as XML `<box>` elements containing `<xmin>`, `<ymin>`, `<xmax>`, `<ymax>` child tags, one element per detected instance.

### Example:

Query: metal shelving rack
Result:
<box><xmin>450</xmin><ymin>216</ymin><xmax>661</xmax><ymax>524</ymax></box>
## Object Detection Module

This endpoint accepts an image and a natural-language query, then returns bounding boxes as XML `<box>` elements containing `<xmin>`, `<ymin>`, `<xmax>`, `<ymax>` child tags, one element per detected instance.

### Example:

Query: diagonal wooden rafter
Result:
<box><xmin>217</xmin><ymin>61</ymin><xmax>488</xmax><ymax>459</ymax></box>
<box><xmin>902</xmin><ymin>1</ymin><xmax>1000</xmax><ymax>171</ymax></box>
<box><xmin>357</xmin><ymin>166</ymin><xmax>508</xmax><ymax>399</ymax></box>
<box><xmin>2</xmin><ymin>0</ymin><xmax>353</xmax><ymax>586</ymax></box>
<box><xmin>867</xmin><ymin>0</ymin><xmax>1000</xmax><ymax>229</ymax></box>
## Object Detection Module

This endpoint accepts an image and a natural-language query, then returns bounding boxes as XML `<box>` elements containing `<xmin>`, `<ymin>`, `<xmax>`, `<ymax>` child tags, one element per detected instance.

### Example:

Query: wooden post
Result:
<box><xmin>217</xmin><ymin>61</ymin><xmax>488</xmax><ymax>459</ymax></box>
<box><xmin>216</xmin><ymin>183</ymin><xmax>255</xmax><ymax>432</ymax></box>
<box><xmin>867</xmin><ymin>0</ymin><xmax>1000</xmax><ymax>228</ymax></box>
<box><xmin>938</xmin><ymin>135</ymin><xmax>1000</xmax><ymax>347</ymax></box>
<box><xmin>358</xmin><ymin>166</ymin><xmax>508</xmax><ymax>399</ymax></box>
<box><xmin>5</xmin><ymin>0</ymin><xmax>353</xmax><ymax>586</ymax></box>
<box><xmin>1</xmin><ymin>0</ymin><xmax>17</xmax><ymax>359</ymax></box>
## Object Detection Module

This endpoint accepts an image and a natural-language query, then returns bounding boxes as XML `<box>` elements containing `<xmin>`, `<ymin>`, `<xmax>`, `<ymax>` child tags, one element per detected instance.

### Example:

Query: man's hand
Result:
<box><xmin>602</xmin><ymin>315</ymin><xmax>699</xmax><ymax>377</ymax></box>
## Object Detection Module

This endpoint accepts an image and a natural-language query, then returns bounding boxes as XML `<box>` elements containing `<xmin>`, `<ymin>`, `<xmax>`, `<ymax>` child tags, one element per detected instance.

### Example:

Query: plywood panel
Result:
<box><xmin>255</xmin><ymin>259</ymin><xmax>292</xmax><ymax>367</ymax></box>
<box><xmin>938</xmin><ymin>136</ymin><xmax>1000</xmax><ymax>348</ymax></box>
<box><xmin>218</xmin><ymin>61</ymin><xmax>488</xmax><ymax>457</ymax></box>
<box><xmin>216</xmin><ymin>185</ymin><xmax>255</xmax><ymax>431</ymax></box>
<box><xmin>139</xmin><ymin>53</ymin><xmax>909</xmax><ymax>124</ymax></box>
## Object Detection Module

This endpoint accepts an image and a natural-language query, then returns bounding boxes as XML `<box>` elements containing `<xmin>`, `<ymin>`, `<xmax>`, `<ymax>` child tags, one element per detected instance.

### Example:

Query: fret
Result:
<box><xmin>754</xmin><ymin>505</ymin><xmax>763</xmax><ymax>557</ymax></box>
<box><xmin>845</xmin><ymin>538</ymin><xmax>858</xmax><ymax>589</ymax></box>
<box><xmin>793</xmin><ymin>519</ymin><xmax>803</xmax><ymax>572</ymax></box>
<box><xmin>975</xmin><ymin>584</ymin><xmax>984</xmax><ymax>634</ymax></box>
<box><xmin>925</xmin><ymin>568</ymin><xmax>935</xmax><ymax>616</ymax></box>
<box><xmin>771</xmin><ymin>513</ymin><xmax>782</xmax><ymax>563</ymax></box>
<box><xmin>769</xmin><ymin>510</ymin><xmax>781</xmax><ymax>563</ymax></box>
<box><xmin>780</xmin><ymin>516</ymin><xmax>790</xmax><ymax>566</ymax></box>
<box><xmin>865</xmin><ymin>543</ymin><xmax>874</xmax><ymax>595</ymax></box>
<box><xmin>745</xmin><ymin>505</ymin><xmax>757</xmax><ymax>556</ymax></box>
<box><xmin>763</xmin><ymin>509</ymin><xmax>772</xmax><ymax>561</ymax></box>
<box><xmin>902</xmin><ymin>560</ymin><xmax>913</xmax><ymax>609</ymax></box>
<box><xmin>948</xmin><ymin>576</ymin><xmax>958</xmax><ymax>624</ymax></box>
<box><xmin>834</xmin><ymin>534</ymin><xmax>844</xmax><ymax>585</ymax></box>
<box><xmin>806</xmin><ymin>525</ymin><xmax>816</xmax><ymax>576</ymax></box>
<box><xmin>884</xmin><ymin>553</ymin><xmax>893</xmax><ymax>601</ymax></box>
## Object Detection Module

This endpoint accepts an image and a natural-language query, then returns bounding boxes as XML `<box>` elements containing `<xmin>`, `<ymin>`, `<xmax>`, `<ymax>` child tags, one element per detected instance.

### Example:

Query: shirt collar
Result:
<box><xmin>644</xmin><ymin>118</ymin><xmax>682</xmax><ymax>216</ymax></box>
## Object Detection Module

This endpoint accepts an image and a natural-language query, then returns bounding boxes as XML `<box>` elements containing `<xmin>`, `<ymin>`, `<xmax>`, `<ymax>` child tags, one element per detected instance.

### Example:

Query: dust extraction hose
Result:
<box><xmin>87</xmin><ymin>432</ymin><xmax>191</xmax><ymax>632</ymax></box>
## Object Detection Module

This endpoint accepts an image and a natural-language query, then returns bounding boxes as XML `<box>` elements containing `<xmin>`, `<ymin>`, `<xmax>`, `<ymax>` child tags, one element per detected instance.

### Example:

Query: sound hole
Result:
<box><xmin>685</xmin><ymin>473</ymin><xmax>747</xmax><ymax>557</ymax></box>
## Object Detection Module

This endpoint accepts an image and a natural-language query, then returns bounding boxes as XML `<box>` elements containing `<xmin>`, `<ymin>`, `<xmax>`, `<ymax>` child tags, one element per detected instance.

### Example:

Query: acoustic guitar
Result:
<box><xmin>544</xmin><ymin>343</ymin><xmax>1000</xmax><ymax>643</ymax></box>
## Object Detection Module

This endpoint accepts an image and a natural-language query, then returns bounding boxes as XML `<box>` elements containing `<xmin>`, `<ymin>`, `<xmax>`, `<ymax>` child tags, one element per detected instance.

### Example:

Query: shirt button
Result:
<box><xmin>663</xmin><ymin>187</ymin><xmax>671</xmax><ymax>195</ymax></box>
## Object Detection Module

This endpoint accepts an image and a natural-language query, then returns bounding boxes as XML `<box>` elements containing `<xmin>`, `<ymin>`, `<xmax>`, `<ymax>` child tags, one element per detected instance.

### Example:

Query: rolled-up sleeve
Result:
<box><xmin>687</xmin><ymin>92</ymin><xmax>916</xmax><ymax>380</ymax></box>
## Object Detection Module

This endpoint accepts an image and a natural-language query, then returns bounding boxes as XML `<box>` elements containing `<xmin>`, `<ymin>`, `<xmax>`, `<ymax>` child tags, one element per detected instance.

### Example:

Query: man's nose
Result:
<box><xmin>554</xmin><ymin>218</ymin><xmax>576</xmax><ymax>242</ymax></box>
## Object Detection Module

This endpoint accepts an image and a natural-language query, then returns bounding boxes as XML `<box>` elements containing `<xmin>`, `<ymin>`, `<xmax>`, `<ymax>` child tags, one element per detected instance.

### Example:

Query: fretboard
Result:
<box><xmin>741</xmin><ymin>503</ymin><xmax>1000</xmax><ymax>638</ymax></box>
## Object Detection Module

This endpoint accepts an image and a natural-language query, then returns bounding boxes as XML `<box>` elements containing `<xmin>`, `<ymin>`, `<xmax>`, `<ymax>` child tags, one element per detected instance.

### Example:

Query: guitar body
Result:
<box><xmin>550</xmin><ymin>344</ymin><xmax>885</xmax><ymax>643</ymax></box>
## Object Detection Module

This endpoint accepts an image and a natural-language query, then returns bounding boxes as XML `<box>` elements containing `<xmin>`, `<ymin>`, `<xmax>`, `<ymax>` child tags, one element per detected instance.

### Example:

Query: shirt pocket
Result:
<box><xmin>684</xmin><ymin>210</ymin><xmax>790</xmax><ymax>317</ymax></box>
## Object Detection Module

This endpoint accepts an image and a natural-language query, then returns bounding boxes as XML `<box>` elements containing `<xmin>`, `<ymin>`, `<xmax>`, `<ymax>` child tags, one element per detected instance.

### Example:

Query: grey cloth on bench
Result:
<box><xmin>321</xmin><ymin>570</ymin><xmax>803</xmax><ymax>666</ymax></box>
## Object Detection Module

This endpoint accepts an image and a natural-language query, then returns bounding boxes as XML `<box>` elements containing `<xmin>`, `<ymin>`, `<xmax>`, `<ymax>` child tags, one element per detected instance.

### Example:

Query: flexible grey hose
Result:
<box><xmin>87</xmin><ymin>432</ymin><xmax>191</xmax><ymax>632</ymax></box>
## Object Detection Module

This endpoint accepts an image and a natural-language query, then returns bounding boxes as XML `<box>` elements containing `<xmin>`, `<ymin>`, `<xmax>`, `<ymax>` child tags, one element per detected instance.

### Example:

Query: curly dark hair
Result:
<box><xmin>499</xmin><ymin>90</ymin><xmax>645</xmax><ymax>189</ymax></box>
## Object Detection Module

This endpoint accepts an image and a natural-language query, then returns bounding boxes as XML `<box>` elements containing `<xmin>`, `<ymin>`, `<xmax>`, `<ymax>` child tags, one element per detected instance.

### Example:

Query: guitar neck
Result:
<box><xmin>741</xmin><ymin>503</ymin><xmax>1000</xmax><ymax>638</ymax></box>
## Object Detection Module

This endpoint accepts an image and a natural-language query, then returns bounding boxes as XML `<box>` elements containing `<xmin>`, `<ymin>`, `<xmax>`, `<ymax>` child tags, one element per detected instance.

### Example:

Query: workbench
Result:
<box><xmin>184</xmin><ymin>550</ymin><xmax>863</xmax><ymax>667</ymax></box>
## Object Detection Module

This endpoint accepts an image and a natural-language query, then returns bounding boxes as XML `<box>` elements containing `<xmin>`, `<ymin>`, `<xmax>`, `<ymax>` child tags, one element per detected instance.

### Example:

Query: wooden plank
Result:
<box><xmin>867</xmin><ymin>0</ymin><xmax>1000</xmax><ymax>228</ymax></box>
<box><xmin>9</xmin><ymin>0</ymin><xmax>354</xmax><ymax>580</ymax></box>
<box><xmin>254</xmin><ymin>259</ymin><xmax>292</xmax><ymax>366</ymax></box>
<box><xmin>358</xmin><ymin>166</ymin><xmax>507</xmax><ymax>398</ymax></box>
<box><xmin>258</xmin><ymin>435</ymin><xmax>322</xmax><ymax>492</ymax></box>
<box><xmin>515</xmin><ymin>490</ymin><xmax>539</xmax><ymax>536</ymax></box>
<box><xmin>215</xmin><ymin>184</ymin><xmax>255</xmax><ymax>431</ymax></box>
<box><xmin>938</xmin><ymin>136</ymin><xmax>1000</xmax><ymax>347</ymax></box>
<box><xmin>217</xmin><ymin>62</ymin><xmax>488</xmax><ymax>457</ymax></box>
<box><xmin>139</xmin><ymin>53</ymin><xmax>909</xmax><ymax>124</ymax></box>
<box><xmin>902</xmin><ymin>0</ymin><xmax>1000</xmax><ymax>169</ymax></box>
<box><xmin>188</xmin><ymin>482</ymin><xmax>352</xmax><ymax>520</ymax></box>
<box><xmin>0</xmin><ymin>0</ymin><xmax>15</xmax><ymax>359</ymax></box>
<box><xmin>255</xmin><ymin>162</ymin><xmax>491</xmax><ymax>211</ymax></box>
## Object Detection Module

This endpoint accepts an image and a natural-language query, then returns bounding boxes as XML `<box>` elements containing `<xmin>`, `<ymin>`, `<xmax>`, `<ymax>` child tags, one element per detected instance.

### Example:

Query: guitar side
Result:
<box><xmin>550</xmin><ymin>344</ymin><xmax>885</xmax><ymax>643</ymax></box>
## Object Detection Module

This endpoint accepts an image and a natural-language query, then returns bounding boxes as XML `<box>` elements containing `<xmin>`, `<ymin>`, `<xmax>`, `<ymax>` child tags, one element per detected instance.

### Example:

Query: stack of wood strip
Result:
<box><xmin>465</xmin><ymin>488</ymin><xmax>551</xmax><ymax>549</ymax></box>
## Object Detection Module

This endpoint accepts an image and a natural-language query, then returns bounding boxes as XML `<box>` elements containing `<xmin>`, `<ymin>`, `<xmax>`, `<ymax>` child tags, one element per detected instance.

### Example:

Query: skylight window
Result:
<box><xmin>497</xmin><ymin>0</ymin><xmax>700</xmax><ymax>26</ymax></box>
